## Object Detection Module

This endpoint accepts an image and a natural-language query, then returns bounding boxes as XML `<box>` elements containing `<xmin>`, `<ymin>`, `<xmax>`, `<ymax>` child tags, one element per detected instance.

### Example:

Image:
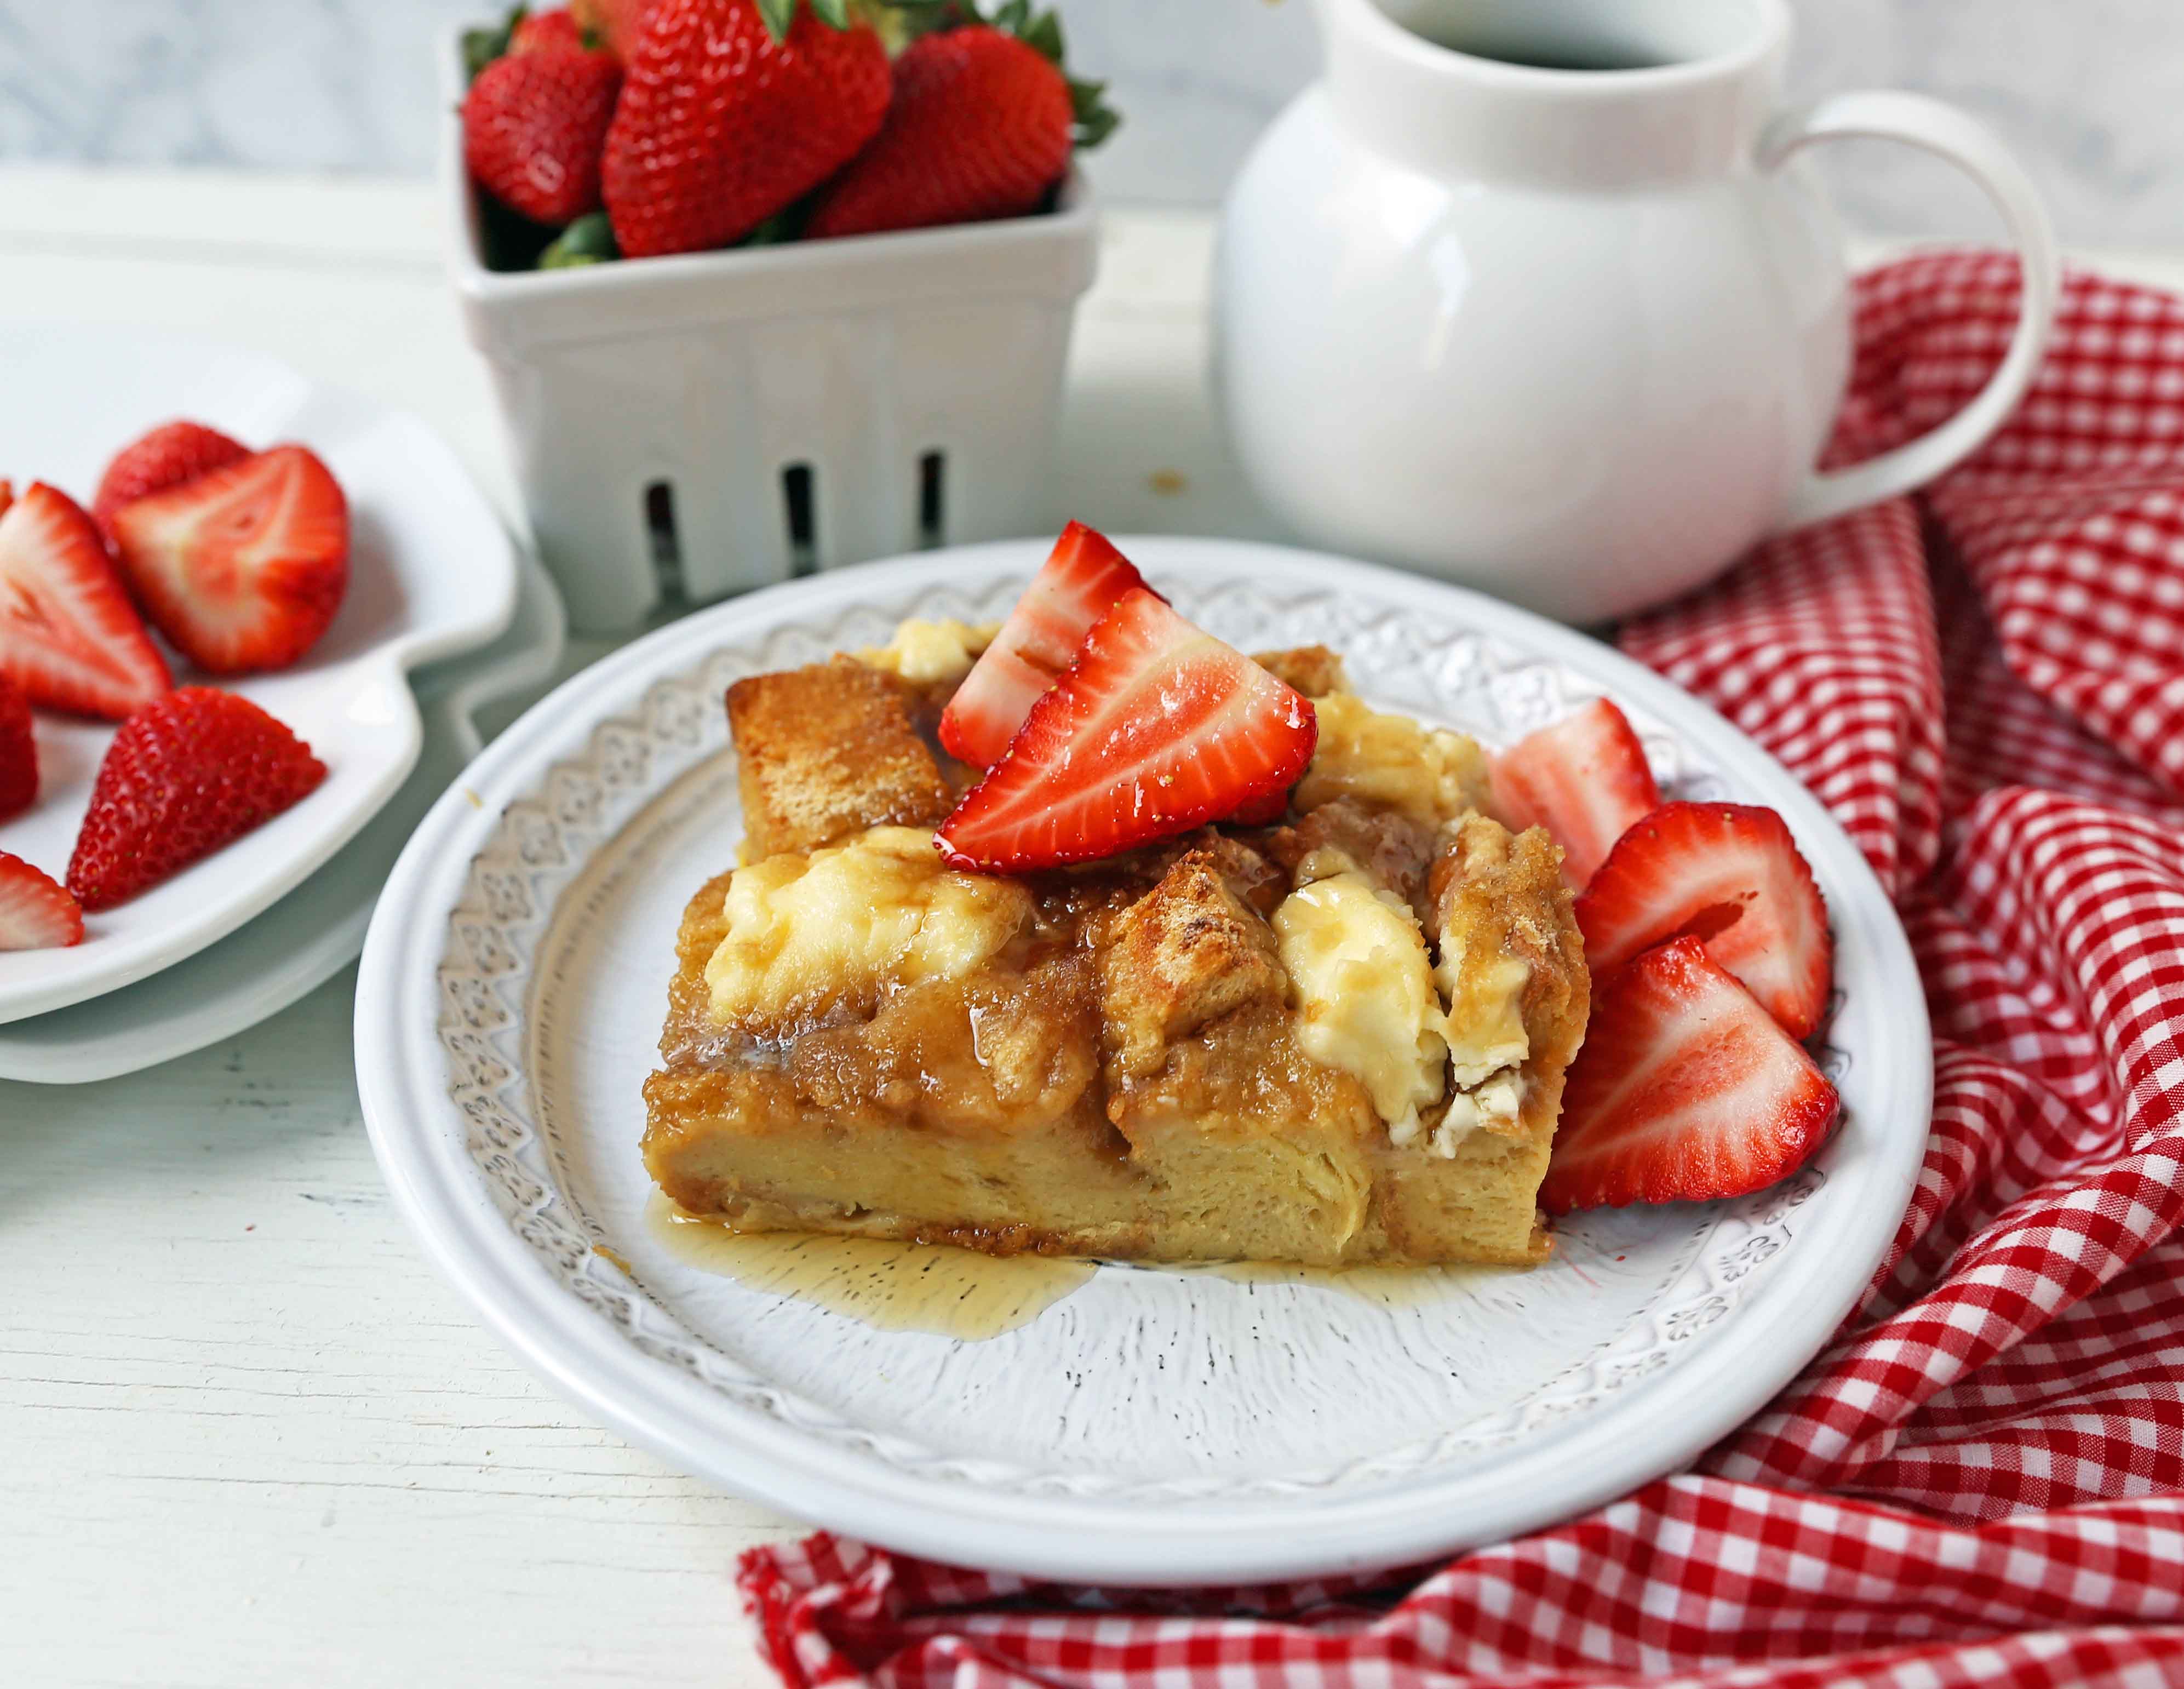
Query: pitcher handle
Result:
<box><xmin>1762</xmin><ymin>90</ymin><xmax>2060</xmax><ymax>533</ymax></box>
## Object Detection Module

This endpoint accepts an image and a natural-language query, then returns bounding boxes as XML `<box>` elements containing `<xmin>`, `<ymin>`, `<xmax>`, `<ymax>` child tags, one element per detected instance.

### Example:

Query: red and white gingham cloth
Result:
<box><xmin>735</xmin><ymin>253</ymin><xmax>2184</xmax><ymax>1687</ymax></box>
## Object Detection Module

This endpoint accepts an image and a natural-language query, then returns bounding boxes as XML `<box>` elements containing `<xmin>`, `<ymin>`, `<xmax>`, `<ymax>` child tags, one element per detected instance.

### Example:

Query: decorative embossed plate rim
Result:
<box><xmin>357</xmin><ymin>538</ymin><xmax>1930</xmax><ymax>1585</ymax></box>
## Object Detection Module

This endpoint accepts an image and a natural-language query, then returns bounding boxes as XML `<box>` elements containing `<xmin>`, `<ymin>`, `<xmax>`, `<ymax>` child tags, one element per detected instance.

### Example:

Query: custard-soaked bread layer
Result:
<box><xmin>646</xmin><ymin>650</ymin><xmax>1588</xmax><ymax>1267</ymax></box>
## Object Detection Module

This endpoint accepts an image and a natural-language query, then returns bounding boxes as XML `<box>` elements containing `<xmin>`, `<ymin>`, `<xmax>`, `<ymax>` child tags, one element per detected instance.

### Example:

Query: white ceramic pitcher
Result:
<box><xmin>1215</xmin><ymin>0</ymin><xmax>2059</xmax><ymax>622</ymax></box>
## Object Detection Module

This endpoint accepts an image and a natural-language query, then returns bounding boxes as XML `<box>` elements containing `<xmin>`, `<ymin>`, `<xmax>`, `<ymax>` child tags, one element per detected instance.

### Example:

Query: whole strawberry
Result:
<box><xmin>807</xmin><ymin>8</ymin><xmax>1116</xmax><ymax>239</ymax></box>
<box><xmin>68</xmin><ymin>687</ymin><xmax>326</xmax><ymax>911</ymax></box>
<box><xmin>807</xmin><ymin>27</ymin><xmax>1064</xmax><ymax>238</ymax></box>
<box><xmin>465</xmin><ymin>41</ymin><xmax>624</xmax><ymax>226</ymax></box>
<box><xmin>91</xmin><ymin>420</ymin><xmax>249</xmax><ymax>544</ymax></box>
<box><xmin>602</xmin><ymin>0</ymin><xmax>890</xmax><ymax>257</ymax></box>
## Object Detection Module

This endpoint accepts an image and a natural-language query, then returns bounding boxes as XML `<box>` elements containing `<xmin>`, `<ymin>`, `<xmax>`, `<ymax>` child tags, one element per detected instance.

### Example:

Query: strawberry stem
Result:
<box><xmin>756</xmin><ymin>0</ymin><xmax>856</xmax><ymax>40</ymax></box>
<box><xmin>461</xmin><ymin>2</ymin><xmax>528</xmax><ymax>80</ymax></box>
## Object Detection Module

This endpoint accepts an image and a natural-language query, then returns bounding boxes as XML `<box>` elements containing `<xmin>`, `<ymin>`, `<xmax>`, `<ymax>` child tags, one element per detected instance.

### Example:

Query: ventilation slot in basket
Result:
<box><xmin>918</xmin><ymin>450</ymin><xmax>947</xmax><ymax>548</ymax></box>
<box><xmin>644</xmin><ymin>479</ymin><xmax>687</xmax><ymax>611</ymax></box>
<box><xmin>781</xmin><ymin>464</ymin><xmax>818</xmax><ymax>577</ymax></box>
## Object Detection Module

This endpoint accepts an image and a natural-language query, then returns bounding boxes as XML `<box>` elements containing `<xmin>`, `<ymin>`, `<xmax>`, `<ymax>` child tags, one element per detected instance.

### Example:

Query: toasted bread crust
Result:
<box><xmin>1252</xmin><ymin>645</ymin><xmax>1350</xmax><ymax>698</ymax></box>
<box><xmin>725</xmin><ymin>658</ymin><xmax>953</xmax><ymax>858</ymax></box>
<box><xmin>1431</xmin><ymin>812</ymin><xmax>1591</xmax><ymax>1137</ymax></box>
<box><xmin>1099</xmin><ymin>846</ymin><xmax>1287</xmax><ymax>1080</ymax></box>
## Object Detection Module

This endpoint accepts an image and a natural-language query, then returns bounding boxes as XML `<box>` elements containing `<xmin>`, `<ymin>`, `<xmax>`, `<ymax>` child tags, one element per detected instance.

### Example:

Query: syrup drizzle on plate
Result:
<box><xmin>646</xmin><ymin>1196</ymin><xmax>1096</xmax><ymax>1340</ymax></box>
<box><xmin>645</xmin><ymin>1196</ymin><xmax>1493</xmax><ymax>1337</ymax></box>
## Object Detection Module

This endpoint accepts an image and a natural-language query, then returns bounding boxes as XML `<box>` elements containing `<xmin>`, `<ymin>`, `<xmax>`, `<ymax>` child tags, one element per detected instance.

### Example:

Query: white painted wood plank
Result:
<box><xmin>0</xmin><ymin>970</ymin><xmax>803</xmax><ymax>1689</ymax></box>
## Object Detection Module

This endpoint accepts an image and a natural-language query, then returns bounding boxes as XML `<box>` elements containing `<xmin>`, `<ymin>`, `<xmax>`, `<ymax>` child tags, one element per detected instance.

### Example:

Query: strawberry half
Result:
<box><xmin>1490</xmin><ymin>697</ymin><xmax>1660</xmax><ymax>889</ymax></box>
<box><xmin>0</xmin><ymin>674</ymin><xmax>33</xmax><ymax>821</ymax></box>
<box><xmin>937</xmin><ymin>589</ymin><xmax>1317</xmax><ymax>872</ymax></box>
<box><xmin>67</xmin><ymin>687</ymin><xmax>326</xmax><ymax>912</ymax></box>
<box><xmin>939</xmin><ymin>522</ymin><xmax>1151</xmax><ymax>769</ymax></box>
<box><xmin>1541</xmin><ymin>937</ymin><xmax>1839</xmax><ymax>1213</ymax></box>
<box><xmin>1578</xmin><ymin>801</ymin><xmax>1832</xmax><ymax>1039</ymax></box>
<box><xmin>0</xmin><ymin>852</ymin><xmax>84</xmax><ymax>951</ymax></box>
<box><xmin>0</xmin><ymin>482</ymin><xmax>172</xmax><ymax>719</ymax></box>
<box><xmin>91</xmin><ymin>420</ymin><xmax>249</xmax><ymax>544</ymax></box>
<box><xmin>109</xmin><ymin>445</ymin><xmax>350</xmax><ymax>675</ymax></box>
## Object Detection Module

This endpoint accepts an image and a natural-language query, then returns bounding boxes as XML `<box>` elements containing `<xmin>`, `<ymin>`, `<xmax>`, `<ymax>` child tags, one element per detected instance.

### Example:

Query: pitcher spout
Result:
<box><xmin>1317</xmin><ymin>0</ymin><xmax>1789</xmax><ymax>188</ymax></box>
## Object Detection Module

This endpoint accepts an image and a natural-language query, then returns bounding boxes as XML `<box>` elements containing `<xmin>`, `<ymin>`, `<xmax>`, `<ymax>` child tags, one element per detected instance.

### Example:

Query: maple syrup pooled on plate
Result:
<box><xmin>646</xmin><ymin>1197</ymin><xmax>1489</xmax><ymax>1335</ymax></box>
<box><xmin>645</xmin><ymin>1195</ymin><xmax>1096</xmax><ymax>1341</ymax></box>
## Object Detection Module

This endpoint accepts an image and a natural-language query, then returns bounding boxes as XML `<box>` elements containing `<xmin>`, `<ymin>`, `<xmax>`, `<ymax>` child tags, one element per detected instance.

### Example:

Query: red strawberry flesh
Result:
<box><xmin>0</xmin><ymin>482</ymin><xmax>172</xmax><ymax>720</ymax></box>
<box><xmin>1577</xmin><ymin>801</ymin><xmax>1832</xmax><ymax>1039</ymax></box>
<box><xmin>91</xmin><ymin>420</ymin><xmax>249</xmax><ymax>543</ymax></box>
<box><xmin>937</xmin><ymin>589</ymin><xmax>1317</xmax><ymax>873</ymax></box>
<box><xmin>1491</xmin><ymin>697</ymin><xmax>1660</xmax><ymax>889</ymax></box>
<box><xmin>0</xmin><ymin>674</ymin><xmax>34</xmax><ymax>821</ymax></box>
<box><xmin>109</xmin><ymin>445</ymin><xmax>351</xmax><ymax>675</ymax></box>
<box><xmin>1541</xmin><ymin>936</ymin><xmax>1839</xmax><ymax>1213</ymax></box>
<box><xmin>0</xmin><ymin>852</ymin><xmax>83</xmax><ymax>951</ymax></box>
<box><xmin>67</xmin><ymin>686</ymin><xmax>327</xmax><ymax>912</ymax></box>
<box><xmin>572</xmin><ymin>0</ymin><xmax>655</xmax><ymax>57</ymax></box>
<box><xmin>512</xmin><ymin>8</ymin><xmax>589</xmax><ymax>52</ymax></box>
<box><xmin>939</xmin><ymin>522</ymin><xmax>1151</xmax><ymax>769</ymax></box>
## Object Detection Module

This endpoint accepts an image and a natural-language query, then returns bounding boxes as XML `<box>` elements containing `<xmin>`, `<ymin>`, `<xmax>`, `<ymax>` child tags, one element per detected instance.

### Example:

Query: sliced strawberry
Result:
<box><xmin>0</xmin><ymin>482</ymin><xmax>172</xmax><ymax>719</ymax></box>
<box><xmin>0</xmin><ymin>674</ymin><xmax>33</xmax><ymax>820</ymax></box>
<box><xmin>0</xmin><ymin>479</ymin><xmax>13</xmax><ymax>519</ymax></box>
<box><xmin>938</xmin><ymin>522</ymin><xmax>1153</xmax><ymax>769</ymax></box>
<box><xmin>91</xmin><ymin>420</ymin><xmax>249</xmax><ymax>543</ymax></box>
<box><xmin>1225</xmin><ymin>786</ymin><xmax>1291</xmax><ymax>827</ymax></box>
<box><xmin>1577</xmin><ymin>802</ymin><xmax>1832</xmax><ymax>1039</ymax></box>
<box><xmin>0</xmin><ymin>852</ymin><xmax>83</xmax><ymax>951</ymax></box>
<box><xmin>1541</xmin><ymin>937</ymin><xmax>1838</xmax><ymax>1213</ymax></box>
<box><xmin>108</xmin><ymin>445</ymin><xmax>350</xmax><ymax>675</ymax></box>
<box><xmin>1491</xmin><ymin>698</ymin><xmax>1660</xmax><ymax>889</ymax></box>
<box><xmin>67</xmin><ymin>686</ymin><xmax>326</xmax><ymax>912</ymax></box>
<box><xmin>937</xmin><ymin>589</ymin><xmax>1317</xmax><ymax>873</ymax></box>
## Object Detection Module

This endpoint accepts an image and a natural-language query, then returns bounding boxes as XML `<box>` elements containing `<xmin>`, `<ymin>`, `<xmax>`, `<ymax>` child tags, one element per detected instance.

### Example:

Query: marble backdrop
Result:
<box><xmin>1</xmin><ymin>0</ymin><xmax>2176</xmax><ymax>245</ymax></box>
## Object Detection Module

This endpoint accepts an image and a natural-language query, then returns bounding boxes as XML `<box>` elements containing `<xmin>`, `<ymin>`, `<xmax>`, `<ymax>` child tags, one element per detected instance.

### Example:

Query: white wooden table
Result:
<box><xmin>2</xmin><ymin>165</ymin><xmax>2175</xmax><ymax>1689</ymax></box>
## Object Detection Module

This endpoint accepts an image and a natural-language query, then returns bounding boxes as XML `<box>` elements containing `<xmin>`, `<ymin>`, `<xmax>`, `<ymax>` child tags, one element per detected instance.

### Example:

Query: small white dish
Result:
<box><xmin>0</xmin><ymin>324</ymin><xmax>519</xmax><ymax>1024</ymax></box>
<box><xmin>357</xmin><ymin>538</ymin><xmax>1930</xmax><ymax>1587</ymax></box>
<box><xmin>0</xmin><ymin>554</ymin><xmax>562</xmax><ymax>1084</ymax></box>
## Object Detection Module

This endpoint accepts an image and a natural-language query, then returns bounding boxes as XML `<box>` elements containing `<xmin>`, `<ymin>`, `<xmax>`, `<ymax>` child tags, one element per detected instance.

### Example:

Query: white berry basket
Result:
<box><xmin>438</xmin><ymin>30</ymin><xmax>1099</xmax><ymax>633</ymax></box>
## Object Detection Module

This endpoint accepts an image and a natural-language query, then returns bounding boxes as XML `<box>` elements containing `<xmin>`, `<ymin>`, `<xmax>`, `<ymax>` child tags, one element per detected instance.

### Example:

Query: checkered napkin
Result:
<box><xmin>734</xmin><ymin>253</ymin><xmax>2184</xmax><ymax>1687</ymax></box>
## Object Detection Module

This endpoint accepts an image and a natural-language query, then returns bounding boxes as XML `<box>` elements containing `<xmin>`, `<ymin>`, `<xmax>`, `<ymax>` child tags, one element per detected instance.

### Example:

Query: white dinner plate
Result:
<box><xmin>0</xmin><ymin>554</ymin><xmax>563</xmax><ymax>1084</ymax></box>
<box><xmin>356</xmin><ymin>539</ymin><xmax>1931</xmax><ymax>1586</ymax></box>
<box><xmin>0</xmin><ymin>324</ymin><xmax>518</xmax><ymax>1023</ymax></box>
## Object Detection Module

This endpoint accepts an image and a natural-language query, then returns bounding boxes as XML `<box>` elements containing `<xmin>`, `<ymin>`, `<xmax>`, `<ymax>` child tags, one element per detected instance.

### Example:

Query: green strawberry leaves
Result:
<box><xmin>755</xmin><ymin>0</ymin><xmax>852</xmax><ymax>39</ymax></box>
<box><xmin>462</xmin><ymin>3</ymin><xmax>529</xmax><ymax>81</ymax></box>
<box><xmin>540</xmin><ymin>211</ymin><xmax>621</xmax><ymax>268</ymax></box>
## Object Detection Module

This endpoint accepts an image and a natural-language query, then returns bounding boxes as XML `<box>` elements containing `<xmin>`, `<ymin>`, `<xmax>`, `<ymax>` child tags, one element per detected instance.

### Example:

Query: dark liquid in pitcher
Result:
<box><xmin>1460</xmin><ymin>43</ymin><xmax>1670</xmax><ymax>70</ymax></box>
<box><xmin>1421</xmin><ymin>31</ymin><xmax>1672</xmax><ymax>71</ymax></box>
